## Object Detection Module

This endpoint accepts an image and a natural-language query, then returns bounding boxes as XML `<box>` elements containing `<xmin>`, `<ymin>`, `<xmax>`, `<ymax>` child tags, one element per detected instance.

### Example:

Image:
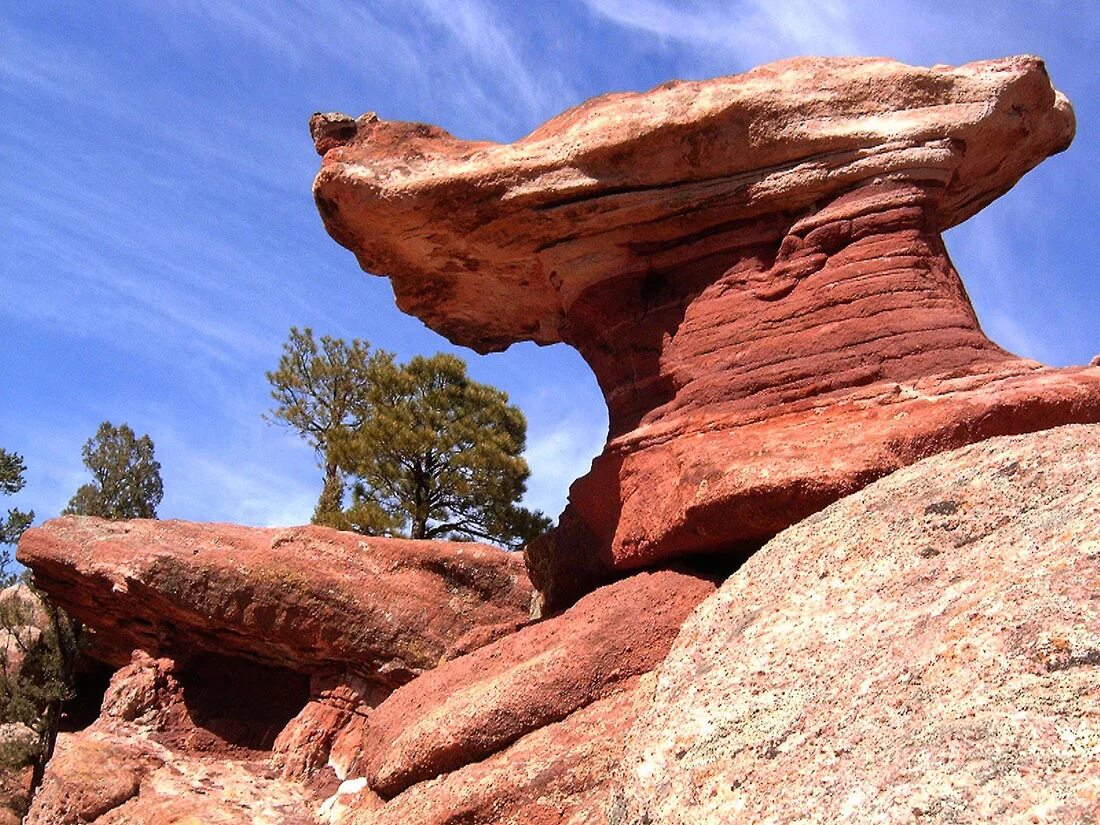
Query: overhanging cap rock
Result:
<box><xmin>311</xmin><ymin>55</ymin><xmax>1073</xmax><ymax>352</ymax></box>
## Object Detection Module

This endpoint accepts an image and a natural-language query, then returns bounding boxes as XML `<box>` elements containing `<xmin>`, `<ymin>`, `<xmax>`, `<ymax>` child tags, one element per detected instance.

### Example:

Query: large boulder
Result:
<box><xmin>312</xmin><ymin>55</ymin><xmax>1100</xmax><ymax>607</ymax></box>
<box><xmin>616</xmin><ymin>424</ymin><xmax>1100</xmax><ymax>823</ymax></box>
<box><xmin>17</xmin><ymin>517</ymin><xmax>532</xmax><ymax>682</ymax></box>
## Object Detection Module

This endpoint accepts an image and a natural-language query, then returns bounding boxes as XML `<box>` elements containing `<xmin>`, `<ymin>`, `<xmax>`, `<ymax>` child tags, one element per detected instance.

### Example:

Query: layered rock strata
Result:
<box><xmin>616</xmin><ymin>424</ymin><xmax>1100</xmax><ymax>823</ymax></box>
<box><xmin>17</xmin><ymin>517</ymin><xmax>534</xmax><ymax>797</ymax></box>
<box><xmin>312</xmin><ymin>55</ymin><xmax>1100</xmax><ymax>607</ymax></box>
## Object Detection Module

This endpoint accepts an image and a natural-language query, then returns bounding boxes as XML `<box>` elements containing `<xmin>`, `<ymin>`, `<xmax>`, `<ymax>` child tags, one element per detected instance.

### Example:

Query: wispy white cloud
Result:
<box><xmin>138</xmin><ymin>0</ymin><xmax>576</xmax><ymax>138</ymax></box>
<box><xmin>409</xmin><ymin>0</ymin><xmax>578</xmax><ymax>127</ymax></box>
<box><xmin>581</xmin><ymin>0</ymin><xmax>863</xmax><ymax>61</ymax></box>
<box><xmin>523</xmin><ymin>415</ymin><xmax>606</xmax><ymax>520</ymax></box>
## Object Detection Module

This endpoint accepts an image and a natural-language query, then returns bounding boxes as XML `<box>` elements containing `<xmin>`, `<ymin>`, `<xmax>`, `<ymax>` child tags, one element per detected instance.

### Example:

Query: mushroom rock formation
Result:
<box><xmin>312</xmin><ymin>56</ymin><xmax>1100</xmax><ymax>607</ymax></box>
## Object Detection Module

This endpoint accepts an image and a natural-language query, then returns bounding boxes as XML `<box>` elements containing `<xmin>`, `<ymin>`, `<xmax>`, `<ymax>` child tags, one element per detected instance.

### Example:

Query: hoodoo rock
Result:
<box><xmin>312</xmin><ymin>55</ymin><xmax>1100</xmax><ymax>607</ymax></box>
<box><xmin>615</xmin><ymin>424</ymin><xmax>1100</xmax><ymax>823</ymax></box>
<box><xmin>17</xmin><ymin>517</ymin><xmax>532</xmax><ymax>680</ymax></box>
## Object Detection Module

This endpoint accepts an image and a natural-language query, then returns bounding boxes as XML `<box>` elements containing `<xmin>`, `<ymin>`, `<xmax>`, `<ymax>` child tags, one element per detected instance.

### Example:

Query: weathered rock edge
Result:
<box><xmin>357</xmin><ymin>568</ymin><xmax>715</xmax><ymax>798</ymax></box>
<box><xmin>17</xmin><ymin>517</ymin><xmax>532</xmax><ymax>684</ymax></box>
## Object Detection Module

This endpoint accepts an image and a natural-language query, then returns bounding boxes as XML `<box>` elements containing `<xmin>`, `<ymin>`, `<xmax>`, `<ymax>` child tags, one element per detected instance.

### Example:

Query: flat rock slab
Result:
<box><xmin>357</xmin><ymin>568</ymin><xmax>716</xmax><ymax>798</ymax></box>
<box><xmin>18</xmin><ymin>517</ymin><xmax>532</xmax><ymax>684</ymax></box>
<box><xmin>312</xmin><ymin>56</ymin><xmax>1072</xmax><ymax>349</ymax></box>
<box><xmin>617</xmin><ymin>424</ymin><xmax>1100</xmax><ymax>824</ymax></box>
<box><xmin>313</xmin><ymin>55</ymin><xmax>1100</xmax><ymax>607</ymax></box>
<box><xmin>329</xmin><ymin>676</ymin><xmax>654</xmax><ymax>825</ymax></box>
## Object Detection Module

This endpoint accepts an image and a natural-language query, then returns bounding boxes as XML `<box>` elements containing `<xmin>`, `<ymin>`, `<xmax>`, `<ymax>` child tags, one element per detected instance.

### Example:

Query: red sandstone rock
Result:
<box><xmin>312</xmin><ymin>56</ymin><xmax>1100</xmax><ymax>607</ymax></box>
<box><xmin>24</xmin><ymin>733</ymin><xmax>154</xmax><ymax>825</ymax></box>
<box><xmin>356</xmin><ymin>568</ymin><xmax>714</xmax><ymax>798</ymax></box>
<box><xmin>26</xmin><ymin>653</ymin><xmax>323</xmax><ymax>824</ymax></box>
<box><xmin>617</xmin><ymin>425</ymin><xmax>1100</xmax><ymax>823</ymax></box>
<box><xmin>25</xmin><ymin>728</ymin><xmax>320</xmax><ymax>825</ymax></box>
<box><xmin>330</xmin><ymin>675</ymin><xmax>654</xmax><ymax>825</ymax></box>
<box><xmin>274</xmin><ymin>671</ymin><xmax>388</xmax><ymax>781</ymax></box>
<box><xmin>17</xmin><ymin>517</ymin><xmax>532</xmax><ymax>681</ymax></box>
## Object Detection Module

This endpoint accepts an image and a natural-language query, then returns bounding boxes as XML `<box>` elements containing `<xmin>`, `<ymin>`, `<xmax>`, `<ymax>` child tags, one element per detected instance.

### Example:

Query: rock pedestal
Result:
<box><xmin>311</xmin><ymin>55</ymin><xmax>1100</xmax><ymax>607</ymax></box>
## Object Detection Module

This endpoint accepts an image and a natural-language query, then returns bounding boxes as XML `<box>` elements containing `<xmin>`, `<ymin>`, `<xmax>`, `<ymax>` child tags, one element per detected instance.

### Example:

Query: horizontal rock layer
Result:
<box><xmin>617</xmin><ymin>424</ymin><xmax>1100</xmax><ymax>823</ymax></box>
<box><xmin>312</xmin><ymin>55</ymin><xmax>1100</xmax><ymax>607</ymax></box>
<box><xmin>17</xmin><ymin>517</ymin><xmax>532</xmax><ymax>682</ymax></box>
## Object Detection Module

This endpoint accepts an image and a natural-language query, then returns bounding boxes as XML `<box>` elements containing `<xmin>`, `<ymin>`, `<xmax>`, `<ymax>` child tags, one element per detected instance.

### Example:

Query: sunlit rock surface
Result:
<box><xmin>616</xmin><ymin>425</ymin><xmax>1100</xmax><ymax>824</ymax></box>
<box><xmin>18</xmin><ymin>517</ymin><xmax>532</xmax><ymax>679</ymax></box>
<box><xmin>312</xmin><ymin>55</ymin><xmax>1100</xmax><ymax>607</ymax></box>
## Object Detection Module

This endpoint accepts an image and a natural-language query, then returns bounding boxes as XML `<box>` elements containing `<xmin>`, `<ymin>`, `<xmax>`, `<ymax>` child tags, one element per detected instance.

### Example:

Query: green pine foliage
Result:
<box><xmin>267</xmin><ymin>328</ymin><xmax>552</xmax><ymax>549</ymax></box>
<box><xmin>0</xmin><ymin>588</ymin><xmax>79</xmax><ymax>814</ymax></box>
<box><xmin>0</xmin><ymin>449</ymin><xmax>34</xmax><ymax>586</ymax></box>
<box><xmin>62</xmin><ymin>422</ymin><xmax>163</xmax><ymax>520</ymax></box>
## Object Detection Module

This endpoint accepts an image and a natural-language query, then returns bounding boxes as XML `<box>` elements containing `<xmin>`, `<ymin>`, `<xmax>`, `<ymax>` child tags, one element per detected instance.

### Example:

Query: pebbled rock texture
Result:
<box><xmin>17</xmin><ymin>517</ymin><xmax>532</xmax><ymax>681</ymax></box>
<box><xmin>357</xmin><ymin>568</ymin><xmax>715</xmax><ymax>799</ymax></box>
<box><xmin>616</xmin><ymin>424</ymin><xmax>1100</xmax><ymax>824</ymax></box>
<box><xmin>24</xmin><ymin>729</ymin><xmax>320</xmax><ymax>825</ymax></box>
<box><xmin>312</xmin><ymin>55</ymin><xmax>1100</xmax><ymax>607</ymax></box>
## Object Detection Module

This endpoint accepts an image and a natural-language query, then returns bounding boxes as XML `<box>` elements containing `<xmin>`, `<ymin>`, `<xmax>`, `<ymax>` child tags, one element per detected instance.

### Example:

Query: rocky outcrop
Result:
<box><xmin>17</xmin><ymin>55</ymin><xmax>1100</xmax><ymax>825</ymax></box>
<box><xmin>616</xmin><ymin>424</ymin><xmax>1100</xmax><ymax>823</ymax></box>
<box><xmin>17</xmin><ymin>517</ymin><xmax>532</xmax><ymax>679</ymax></box>
<box><xmin>17</xmin><ymin>517</ymin><xmax>535</xmax><ymax>804</ymax></box>
<box><xmin>329</xmin><ymin>675</ymin><xmax>656</xmax><ymax>825</ymax></box>
<box><xmin>25</xmin><ymin>729</ymin><xmax>320</xmax><ymax>825</ymax></box>
<box><xmin>312</xmin><ymin>55</ymin><xmax>1100</xmax><ymax>607</ymax></box>
<box><xmin>25</xmin><ymin>651</ymin><xmax>323</xmax><ymax>824</ymax></box>
<box><xmin>357</xmin><ymin>569</ymin><xmax>715</xmax><ymax>798</ymax></box>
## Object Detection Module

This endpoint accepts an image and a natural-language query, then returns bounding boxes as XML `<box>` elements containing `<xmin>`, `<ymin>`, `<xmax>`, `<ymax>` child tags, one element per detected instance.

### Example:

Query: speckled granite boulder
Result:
<box><xmin>616</xmin><ymin>424</ymin><xmax>1100</xmax><ymax>824</ymax></box>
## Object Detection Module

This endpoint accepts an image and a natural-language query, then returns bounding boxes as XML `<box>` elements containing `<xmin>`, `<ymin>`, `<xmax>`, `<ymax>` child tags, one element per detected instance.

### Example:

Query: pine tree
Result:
<box><xmin>63</xmin><ymin>422</ymin><xmax>163</xmax><ymax>519</ymax></box>
<box><xmin>0</xmin><ymin>449</ymin><xmax>34</xmax><ymax>585</ymax></box>
<box><xmin>267</xmin><ymin>330</ymin><xmax>551</xmax><ymax>549</ymax></box>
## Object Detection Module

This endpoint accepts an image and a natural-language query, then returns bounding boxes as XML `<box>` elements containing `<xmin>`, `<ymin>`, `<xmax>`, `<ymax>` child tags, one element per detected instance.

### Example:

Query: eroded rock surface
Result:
<box><xmin>17</xmin><ymin>517</ymin><xmax>532</xmax><ymax>680</ymax></box>
<box><xmin>617</xmin><ymin>424</ymin><xmax>1100</xmax><ymax>824</ymax></box>
<box><xmin>25</xmin><ymin>728</ymin><xmax>320</xmax><ymax>825</ymax></box>
<box><xmin>330</xmin><ymin>675</ymin><xmax>656</xmax><ymax>825</ymax></box>
<box><xmin>313</xmin><ymin>55</ymin><xmax>1100</xmax><ymax>606</ymax></box>
<box><xmin>25</xmin><ymin>651</ymin><xmax>323</xmax><ymax>824</ymax></box>
<box><xmin>357</xmin><ymin>568</ymin><xmax>715</xmax><ymax>798</ymax></box>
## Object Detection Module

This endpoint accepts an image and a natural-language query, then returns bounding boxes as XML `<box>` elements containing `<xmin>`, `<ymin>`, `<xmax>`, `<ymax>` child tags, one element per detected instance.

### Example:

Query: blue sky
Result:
<box><xmin>2</xmin><ymin>1</ymin><xmax>1098</xmax><ymax>533</ymax></box>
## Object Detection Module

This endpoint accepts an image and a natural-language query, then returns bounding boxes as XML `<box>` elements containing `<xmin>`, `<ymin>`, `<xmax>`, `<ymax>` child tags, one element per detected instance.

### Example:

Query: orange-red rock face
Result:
<box><xmin>354</xmin><ymin>568</ymin><xmax>714</xmax><ymax>799</ymax></box>
<box><xmin>312</xmin><ymin>56</ymin><xmax>1100</xmax><ymax>607</ymax></box>
<box><xmin>17</xmin><ymin>517</ymin><xmax>532</xmax><ymax>680</ymax></box>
